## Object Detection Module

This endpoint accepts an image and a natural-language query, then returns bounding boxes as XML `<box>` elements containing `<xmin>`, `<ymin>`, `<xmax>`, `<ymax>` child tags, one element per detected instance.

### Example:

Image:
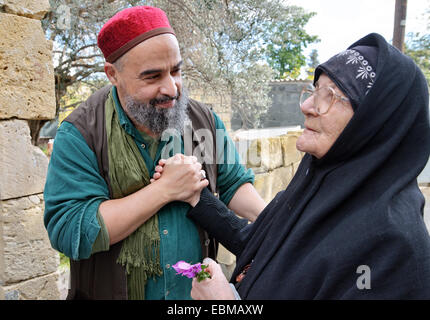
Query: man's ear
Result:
<box><xmin>105</xmin><ymin>62</ymin><xmax>119</xmax><ymax>86</ymax></box>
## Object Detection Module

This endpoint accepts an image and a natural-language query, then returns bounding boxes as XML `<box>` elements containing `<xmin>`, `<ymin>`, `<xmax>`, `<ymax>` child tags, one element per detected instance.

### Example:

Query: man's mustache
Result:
<box><xmin>149</xmin><ymin>93</ymin><xmax>180</xmax><ymax>107</ymax></box>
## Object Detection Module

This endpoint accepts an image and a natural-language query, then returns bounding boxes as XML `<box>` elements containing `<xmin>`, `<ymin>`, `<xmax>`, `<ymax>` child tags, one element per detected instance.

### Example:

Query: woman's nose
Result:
<box><xmin>300</xmin><ymin>95</ymin><xmax>318</xmax><ymax>116</ymax></box>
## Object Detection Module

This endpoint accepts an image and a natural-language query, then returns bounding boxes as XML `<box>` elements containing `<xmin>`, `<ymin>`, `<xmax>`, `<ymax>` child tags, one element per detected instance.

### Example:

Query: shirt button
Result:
<box><xmin>166</xmin><ymin>264</ymin><xmax>171</xmax><ymax>269</ymax></box>
<box><xmin>163</xmin><ymin>229</ymin><xmax>168</xmax><ymax>235</ymax></box>
<box><xmin>141</xmin><ymin>143</ymin><xmax>145</xmax><ymax>149</ymax></box>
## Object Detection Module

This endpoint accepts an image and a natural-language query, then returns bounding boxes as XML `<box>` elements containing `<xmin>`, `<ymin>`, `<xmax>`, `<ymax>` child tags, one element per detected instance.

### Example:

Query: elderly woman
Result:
<box><xmin>153</xmin><ymin>33</ymin><xmax>430</xmax><ymax>299</ymax></box>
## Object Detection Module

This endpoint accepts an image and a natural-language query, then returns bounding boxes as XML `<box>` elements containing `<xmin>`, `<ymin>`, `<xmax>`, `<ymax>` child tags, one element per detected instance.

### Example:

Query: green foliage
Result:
<box><xmin>261</xmin><ymin>6</ymin><xmax>319</xmax><ymax>79</ymax></box>
<box><xmin>405</xmin><ymin>32</ymin><xmax>430</xmax><ymax>85</ymax></box>
<box><xmin>306</xmin><ymin>49</ymin><xmax>320</xmax><ymax>80</ymax></box>
<box><xmin>404</xmin><ymin>6</ymin><xmax>430</xmax><ymax>85</ymax></box>
<box><xmin>42</xmin><ymin>0</ymin><xmax>318</xmax><ymax>130</ymax></box>
<box><xmin>59</xmin><ymin>252</ymin><xmax>70</xmax><ymax>270</ymax></box>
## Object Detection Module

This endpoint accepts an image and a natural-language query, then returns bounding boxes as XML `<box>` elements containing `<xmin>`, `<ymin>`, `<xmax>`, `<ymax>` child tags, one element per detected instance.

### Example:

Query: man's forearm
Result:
<box><xmin>99</xmin><ymin>182</ymin><xmax>170</xmax><ymax>245</ymax></box>
<box><xmin>99</xmin><ymin>154</ymin><xmax>208</xmax><ymax>245</ymax></box>
<box><xmin>227</xmin><ymin>183</ymin><xmax>266</xmax><ymax>222</ymax></box>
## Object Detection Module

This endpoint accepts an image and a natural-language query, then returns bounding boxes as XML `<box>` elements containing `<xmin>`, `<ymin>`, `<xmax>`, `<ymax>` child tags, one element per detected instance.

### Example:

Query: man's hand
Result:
<box><xmin>191</xmin><ymin>257</ymin><xmax>236</xmax><ymax>300</ymax></box>
<box><xmin>151</xmin><ymin>154</ymin><xmax>208</xmax><ymax>206</ymax></box>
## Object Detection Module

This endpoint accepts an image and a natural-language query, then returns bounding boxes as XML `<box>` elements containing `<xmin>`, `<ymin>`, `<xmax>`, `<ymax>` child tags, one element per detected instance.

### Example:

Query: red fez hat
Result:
<box><xmin>98</xmin><ymin>6</ymin><xmax>176</xmax><ymax>63</ymax></box>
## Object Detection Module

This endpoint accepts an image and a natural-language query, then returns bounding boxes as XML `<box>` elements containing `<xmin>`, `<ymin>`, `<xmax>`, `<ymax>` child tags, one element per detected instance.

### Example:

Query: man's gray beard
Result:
<box><xmin>125</xmin><ymin>89</ymin><xmax>190</xmax><ymax>136</ymax></box>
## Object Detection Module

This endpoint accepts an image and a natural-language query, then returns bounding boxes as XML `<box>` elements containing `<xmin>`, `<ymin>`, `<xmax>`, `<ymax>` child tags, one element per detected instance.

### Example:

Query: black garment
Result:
<box><xmin>187</xmin><ymin>33</ymin><xmax>430</xmax><ymax>299</ymax></box>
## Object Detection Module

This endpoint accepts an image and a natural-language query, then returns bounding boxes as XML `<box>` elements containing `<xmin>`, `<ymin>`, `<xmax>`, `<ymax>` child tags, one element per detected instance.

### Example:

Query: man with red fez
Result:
<box><xmin>44</xmin><ymin>6</ymin><xmax>266</xmax><ymax>300</ymax></box>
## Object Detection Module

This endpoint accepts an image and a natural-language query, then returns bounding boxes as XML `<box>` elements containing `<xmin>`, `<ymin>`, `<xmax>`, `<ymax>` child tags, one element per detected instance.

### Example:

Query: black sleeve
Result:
<box><xmin>186</xmin><ymin>188</ymin><xmax>254</xmax><ymax>257</ymax></box>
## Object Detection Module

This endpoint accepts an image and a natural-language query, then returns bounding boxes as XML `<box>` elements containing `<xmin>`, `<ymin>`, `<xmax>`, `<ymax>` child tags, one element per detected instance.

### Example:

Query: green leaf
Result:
<box><xmin>196</xmin><ymin>269</ymin><xmax>212</xmax><ymax>282</ymax></box>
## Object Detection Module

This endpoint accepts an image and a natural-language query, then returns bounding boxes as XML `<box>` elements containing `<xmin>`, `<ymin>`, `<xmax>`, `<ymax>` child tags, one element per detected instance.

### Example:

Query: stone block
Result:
<box><xmin>3</xmin><ymin>272</ymin><xmax>59</xmax><ymax>300</ymax></box>
<box><xmin>254</xmin><ymin>166</ymin><xmax>294</xmax><ymax>203</ymax></box>
<box><xmin>292</xmin><ymin>160</ymin><xmax>302</xmax><ymax>176</ymax></box>
<box><xmin>0</xmin><ymin>200</ymin><xmax>4</xmax><ymax>298</ymax></box>
<box><xmin>2</xmin><ymin>194</ymin><xmax>59</xmax><ymax>284</ymax></box>
<box><xmin>253</xmin><ymin>172</ymin><xmax>270</xmax><ymax>202</ymax></box>
<box><xmin>246</xmin><ymin>139</ymin><xmax>261</xmax><ymax>168</ymax></box>
<box><xmin>2</xmin><ymin>0</ymin><xmax>50</xmax><ymax>20</ymax></box>
<box><xmin>0</xmin><ymin>13</ymin><xmax>55</xmax><ymax>120</ymax></box>
<box><xmin>280</xmin><ymin>133</ymin><xmax>304</xmax><ymax>166</ymax></box>
<box><xmin>246</xmin><ymin>137</ymin><xmax>283</xmax><ymax>170</ymax></box>
<box><xmin>0</xmin><ymin>119</ymin><xmax>49</xmax><ymax>200</ymax></box>
<box><xmin>261</xmin><ymin>137</ymin><xmax>283</xmax><ymax>170</ymax></box>
<box><xmin>217</xmin><ymin>243</ymin><xmax>236</xmax><ymax>265</ymax></box>
<box><xmin>0</xmin><ymin>227</ymin><xmax>3</xmax><ymax>301</ymax></box>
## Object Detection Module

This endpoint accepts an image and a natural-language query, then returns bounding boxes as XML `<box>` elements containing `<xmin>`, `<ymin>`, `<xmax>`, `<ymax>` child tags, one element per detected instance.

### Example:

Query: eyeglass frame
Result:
<box><xmin>299</xmin><ymin>85</ymin><xmax>350</xmax><ymax>115</ymax></box>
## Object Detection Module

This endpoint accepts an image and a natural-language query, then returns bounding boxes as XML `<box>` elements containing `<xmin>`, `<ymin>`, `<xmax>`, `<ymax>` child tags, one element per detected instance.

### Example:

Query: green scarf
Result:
<box><xmin>105</xmin><ymin>91</ymin><xmax>163</xmax><ymax>300</ymax></box>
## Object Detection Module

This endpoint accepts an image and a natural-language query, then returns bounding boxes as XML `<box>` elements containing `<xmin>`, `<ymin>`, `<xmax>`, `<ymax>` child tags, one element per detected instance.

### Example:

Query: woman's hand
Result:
<box><xmin>191</xmin><ymin>258</ymin><xmax>236</xmax><ymax>300</ymax></box>
<box><xmin>150</xmin><ymin>158</ymin><xmax>167</xmax><ymax>183</ymax></box>
<box><xmin>150</xmin><ymin>154</ymin><xmax>207</xmax><ymax>206</ymax></box>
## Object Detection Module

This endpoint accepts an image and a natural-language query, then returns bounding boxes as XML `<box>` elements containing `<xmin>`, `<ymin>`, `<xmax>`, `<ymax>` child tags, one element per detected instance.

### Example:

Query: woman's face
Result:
<box><xmin>296</xmin><ymin>73</ymin><xmax>354</xmax><ymax>159</ymax></box>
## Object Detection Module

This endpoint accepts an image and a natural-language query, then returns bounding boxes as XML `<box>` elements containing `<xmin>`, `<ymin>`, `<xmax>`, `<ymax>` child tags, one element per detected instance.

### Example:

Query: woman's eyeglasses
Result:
<box><xmin>300</xmin><ymin>86</ymin><xmax>350</xmax><ymax>115</ymax></box>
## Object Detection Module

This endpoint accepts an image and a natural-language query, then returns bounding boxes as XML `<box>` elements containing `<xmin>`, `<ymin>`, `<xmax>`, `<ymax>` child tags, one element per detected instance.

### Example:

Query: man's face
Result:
<box><xmin>106</xmin><ymin>34</ymin><xmax>185</xmax><ymax>134</ymax></box>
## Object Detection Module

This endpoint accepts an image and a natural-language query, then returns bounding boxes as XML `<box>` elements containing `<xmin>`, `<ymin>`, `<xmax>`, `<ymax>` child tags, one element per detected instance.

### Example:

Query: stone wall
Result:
<box><xmin>232</xmin><ymin>128</ymin><xmax>304</xmax><ymax>203</ymax></box>
<box><xmin>0</xmin><ymin>0</ymin><xmax>59</xmax><ymax>300</ymax></box>
<box><xmin>216</xmin><ymin>128</ymin><xmax>304</xmax><ymax>278</ymax></box>
<box><xmin>188</xmin><ymin>87</ymin><xmax>232</xmax><ymax>132</ymax></box>
<box><xmin>244</xmin><ymin>132</ymin><xmax>304</xmax><ymax>203</ymax></box>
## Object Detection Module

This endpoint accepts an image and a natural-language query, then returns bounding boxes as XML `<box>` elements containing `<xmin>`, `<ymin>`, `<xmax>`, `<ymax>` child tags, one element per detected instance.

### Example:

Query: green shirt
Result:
<box><xmin>44</xmin><ymin>87</ymin><xmax>254</xmax><ymax>299</ymax></box>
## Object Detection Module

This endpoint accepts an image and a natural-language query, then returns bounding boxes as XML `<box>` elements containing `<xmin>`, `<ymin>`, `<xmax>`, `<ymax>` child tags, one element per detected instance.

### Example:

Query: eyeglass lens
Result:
<box><xmin>300</xmin><ymin>87</ymin><xmax>333</xmax><ymax>114</ymax></box>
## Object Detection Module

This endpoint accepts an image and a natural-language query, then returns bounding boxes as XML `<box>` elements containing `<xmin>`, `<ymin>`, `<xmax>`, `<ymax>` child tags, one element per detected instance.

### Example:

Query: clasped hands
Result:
<box><xmin>150</xmin><ymin>154</ymin><xmax>236</xmax><ymax>299</ymax></box>
<box><xmin>149</xmin><ymin>154</ymin><xmax>208</xmax><ymax>207</ymax></box>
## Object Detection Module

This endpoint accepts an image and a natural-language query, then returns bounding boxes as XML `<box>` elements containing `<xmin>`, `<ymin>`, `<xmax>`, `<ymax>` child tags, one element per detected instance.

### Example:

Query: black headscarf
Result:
<box><xmin>314</xmin><ymin>45</ymin><xmax>378</xmax><ymax>110</ymax></box>
<box><xmin>231</xmin><ymin>33</ymin><xmax>430</xmax><ymax>299</ymax></box>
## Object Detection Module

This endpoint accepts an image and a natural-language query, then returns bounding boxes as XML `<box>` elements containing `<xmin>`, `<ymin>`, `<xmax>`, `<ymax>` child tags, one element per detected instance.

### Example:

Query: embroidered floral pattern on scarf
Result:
<box><xmin>337</xmin><ymin>49</ymin><xmax>376</xmax><ymax>94</ymax></box>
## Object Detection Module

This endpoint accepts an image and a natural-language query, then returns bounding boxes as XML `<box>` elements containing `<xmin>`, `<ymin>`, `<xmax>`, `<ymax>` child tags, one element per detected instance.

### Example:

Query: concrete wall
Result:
<box><xmin>260</xmin><ymin>80</ymin><xmax>310</xmax><ymax>129</ymax></box>
<box><xmin>0</xmin><ymin>0</ymin><xmax>59</xmax><ymax>300</ymax></box>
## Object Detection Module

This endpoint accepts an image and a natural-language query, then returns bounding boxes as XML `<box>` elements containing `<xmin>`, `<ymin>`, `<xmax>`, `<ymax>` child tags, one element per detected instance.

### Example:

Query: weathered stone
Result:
<box><xmin>57</xmin><ymin>268</ymin><xmax>69</xmax><ymax>300</ymax></box>
<box><xmin>0</xmin><ymin>205</ymin><xmax>4</xmax><ymax>300</ymax></box>
<box><xmin>246</xmin><ymin>137</ymin><xmax>284</xmax><ymax>170</ymax></box>
<box><xmin>2</xmin><ymin>194</ymin><xmax>59</xmax><ymax>284</ymax></box>
<box><xmin>292</xmin><ymin>160</ymin><xmax>302</xmax><ymax>176</ymax></box>
<box><xmin>260</xmin><ymin>137</ymin><xmax>283</xmax><ymax>170</ymax></box>
<box><xmin>0</xmin><ymin>13</ymin><xmax>55</xmax><ymax>120</ymax></box>
<box><xmin>254</xmin><ymin>166</ymin><xmax>294</xmax><ymax>203</ymax></box>
<box><xmin>217</xmin><ymin>243</ymin><xmax>236</xmax><ymax>265</ymax></box>
<box><xmin>254</xmin><ymin>172</ymin><xmax>270</xmax><ymax>202</ymax></box>
<box><xmin>280</xmin><ymin>133</ymin><xmax>304</xmax><ymax>166</ymax></box>
<box><xmin>3</xmin><ymin>272</ymin><xmax>59</xmax><ymax>300</ymax></box>
<box><xmin>2</xmin><ymin>0</ymin><xmax>50</xmax><ymax>20</ymax></box>
<box><xmin>246</xmin><ymin>139</ymin><xmax>261</xmax><ymax>168</ymax></box>
<box><xmin>0</xmin><ymin>120</ymin><xmax>49</xmax><ymax>200</ymax></box>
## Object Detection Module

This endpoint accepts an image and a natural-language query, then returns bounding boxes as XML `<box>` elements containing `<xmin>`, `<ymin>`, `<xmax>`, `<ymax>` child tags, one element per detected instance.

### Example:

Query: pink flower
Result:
<box><xmin>173</xmin><ymin>261</ymin><xmax>207</xmax><ymax>279</ymax></box>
